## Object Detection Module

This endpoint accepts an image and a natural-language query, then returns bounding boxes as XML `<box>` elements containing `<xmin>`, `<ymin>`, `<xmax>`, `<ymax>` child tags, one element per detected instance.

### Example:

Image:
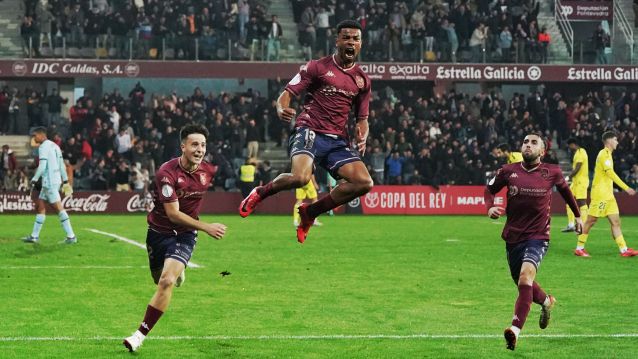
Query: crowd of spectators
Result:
<box><xmin>0</xmin><ymin>80</ymin><xmax>285</xmax><ymax>192</ymax></box>
<box><xmin>293</xmin><ymin>0</ymin><xmax>549</xmax><ymax>63</ymax></box>
<box><xmin>2</xmin><ymin>80</ymin><xmax>638</xmax><ymax>192</ymax></box>
<box><xmin>19</xmin><ymin>0</ymin><xmax>275</xmax><ymax>60</ymax></box>
<box><xmin>356</xmin><ymin>85</ymin><xmax>638</xmax><ymax>189</ymax></box>
<box><xmin>15</xmin><ymin>0</ymin><xmax>554</xmax><ymax>63</ymax></box>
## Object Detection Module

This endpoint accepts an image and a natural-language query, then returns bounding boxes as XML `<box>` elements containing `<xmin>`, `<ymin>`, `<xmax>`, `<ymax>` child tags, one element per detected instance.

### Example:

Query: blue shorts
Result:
<box><xmin>146</xmin><ymin>228</ymin><xmax>197</xmax><ymax>272</ymax></box>
<box><xmin>39</xmin><ymin>186</ymin><xmax>61</xmax><ymax>204</ymax></box>
<box><xmin>505</xmin><ymin>239</ymin><xmax>549</xmax><ymax>283</ymax></box>
<box><xmin>289</xmin><ymin>127</ymin><xmax>361</xmax><ymax>178</ymax></box>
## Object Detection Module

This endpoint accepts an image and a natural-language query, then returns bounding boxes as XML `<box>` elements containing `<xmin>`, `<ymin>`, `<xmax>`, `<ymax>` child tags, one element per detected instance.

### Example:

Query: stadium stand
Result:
<box><xmin>1</xmin><ymin>82</ymin><xmax>637</xmax><ymax>192</ymax></box>
<box><xmin>0</xmin><ymin>0</ymin><xmax>591</xmax><ymax>64</ymax></box>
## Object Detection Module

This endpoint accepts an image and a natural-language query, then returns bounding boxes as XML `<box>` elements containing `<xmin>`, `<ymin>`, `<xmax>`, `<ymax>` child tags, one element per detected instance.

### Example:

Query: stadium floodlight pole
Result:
<box><xmin>29</xmin><ymin>36</ymin><xmax>32</xmax><ymax>59</ymax></box>
<box><xmin>128</xmin><ymin>37</ymin><xmax>133</xmax><ymax>60</ymax></box>
<box><xmin>62</xmin><ymin>37</ymin><xmax>66</xmax><ymax>59</ymax></box>
<box><xmin>228</xmin><ymin>38</ymin><xmax>231</xmax><ymax>60</ymax></box>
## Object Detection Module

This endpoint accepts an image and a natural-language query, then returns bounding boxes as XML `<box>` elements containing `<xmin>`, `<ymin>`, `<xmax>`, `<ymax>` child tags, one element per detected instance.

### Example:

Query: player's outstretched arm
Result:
<box><xmin>163</xmin><ymin>201</ymin><xmax>226</xmax><ymax>239</ymax></box>
<box><xmin>276</xmin><ymin>90</ymin><xmax>296</xmax><ymax>122</ymax></box>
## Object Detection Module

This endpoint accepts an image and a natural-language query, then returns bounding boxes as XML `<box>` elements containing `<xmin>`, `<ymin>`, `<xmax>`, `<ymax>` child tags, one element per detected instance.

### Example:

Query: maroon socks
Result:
<box><xmin>512</xmin><ymin>284</ymin><xmax>533</xmax><ymax>329</ymax></box>
<box><xmin>532</xmin><ymin>281</ymin><xmax>547</xmax><ymax>305</ymax></box>
<box><xmin>138</xmin><ymin>305</ymin><xmax>164</xmax><ymax>336</ymax></box>
<box><xmin>307</xmin><ymin>194</ymin><xmax>338</xmax><ymax>219</ymax></box>
<box><xmin>256</xmin><ymin>182</ymin><xmax>274</xmax><ymax>198</ymax></box>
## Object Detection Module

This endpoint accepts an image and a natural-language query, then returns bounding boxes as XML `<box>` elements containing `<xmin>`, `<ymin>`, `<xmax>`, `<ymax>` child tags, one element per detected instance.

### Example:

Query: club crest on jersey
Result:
<box><xmin>508</xmin><ymin>185</ymin><xmax>519</xmax><ymax>197</ymax></box>
<box><xmin>540</xmin><ymin>168</ymin><xmax>550</xmax><ymax>180</ymax></box>
<box><xmin>199</xmin><ymin>173</ymin><xmax>207</xmax><ymax>185</ymax></box>
<box><xmin>355</xmin><ymin>75</ymin><xmax>365</xmax><ymax>89</ymax></box>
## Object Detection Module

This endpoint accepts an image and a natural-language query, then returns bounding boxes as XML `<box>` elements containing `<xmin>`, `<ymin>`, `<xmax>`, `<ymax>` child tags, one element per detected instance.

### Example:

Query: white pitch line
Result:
<box><xmin>2</xmin><ymin>333</ymin><xmax>638</xmax><ymax>342</ymax></box>
<box><xmin>86</xmin><ymin>228</ymin><xmax>202</xmax><ymax>268</ymax></box>
<box><xmin>0</xmin><ymin>266</ymin><xmax>146</xmax><ymax>269</ymax></box>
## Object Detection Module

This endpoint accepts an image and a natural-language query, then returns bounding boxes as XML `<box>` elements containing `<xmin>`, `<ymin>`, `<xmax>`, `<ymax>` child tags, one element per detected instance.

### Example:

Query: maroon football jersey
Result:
<box><xmin>485</xmin><ymin>162</ymin><xmax>580</xmax><ymax>243</ymax></box>
<box><xmin>147</xmin><ymin>158</ymin><xmax>217</xmax><ymax>234</ymax></box>
<box><xmin>285</xmin><ymin>55</ymin><xmax>371</xmax><ymax>138</ymax></box>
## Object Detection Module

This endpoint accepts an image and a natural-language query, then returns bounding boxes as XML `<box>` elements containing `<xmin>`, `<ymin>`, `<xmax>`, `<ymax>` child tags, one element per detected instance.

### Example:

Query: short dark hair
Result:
<box><xmin>602</xmin><ymin>131</ymin><xmax>617</xmax><ymax>142</ymax></box>
<box><xmin>180</xmin><ymin>124</ymin><xmax>209</xmax><ymax>142</ymax></box>
<box><xmin>497</xmin><ymin>143</ymin><xmax>510</xmax><ymax>152</ymax></box>
<box><xmin>31</xmin><ymin>127</ymin><xmax>47</xmax><ymax>135</ymax></box>
<box><xmin>567</xmin><ymin>138</ymin><xmax>579</xmax><ymax>146</ymax></box>
<box><xmin>336</xmin><ymin>20</ymin><xmax>362</xmax><ymax>34</ymax></box>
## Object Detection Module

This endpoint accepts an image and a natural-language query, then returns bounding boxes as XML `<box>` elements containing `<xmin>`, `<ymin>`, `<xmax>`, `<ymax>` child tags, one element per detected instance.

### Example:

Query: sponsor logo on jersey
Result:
<box><xmin>355</xmin><ymin>75</ymin><xmax>365</xmax><ymax>89</ymax></box>
<box><xmin>162</xmin><ymin>184</ymin><xmax>174</xmax><ymax>198</ymax></box>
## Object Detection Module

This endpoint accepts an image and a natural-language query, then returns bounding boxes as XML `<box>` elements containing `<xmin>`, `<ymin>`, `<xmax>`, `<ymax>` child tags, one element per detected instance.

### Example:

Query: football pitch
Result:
<box><xmin>1</xmin><ymin>214</ymin><xmax>637</xmax><ymax>358</ymax></box>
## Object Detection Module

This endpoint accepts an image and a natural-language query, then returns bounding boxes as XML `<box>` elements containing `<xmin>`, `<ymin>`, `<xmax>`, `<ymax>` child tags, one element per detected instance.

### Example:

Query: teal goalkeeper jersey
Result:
<box><xmin>32</xmin><ymin>140</ymin><xmax>67</xmax><ymax>188</ymax></box>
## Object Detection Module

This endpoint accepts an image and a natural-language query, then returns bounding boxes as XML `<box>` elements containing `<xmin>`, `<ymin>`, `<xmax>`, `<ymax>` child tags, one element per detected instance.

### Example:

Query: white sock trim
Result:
<box><xmin>510</xmin><ymin>326</ymin><xmax>521</xmax><ymax>337</ymax></box>
<box><xmin>543</xmin><ymin>296</ymin><xmax>551</xmax><ymax>307</ymax></box>
<box><xmin>576</xmin><ymin>245</ymin><xmax>584</xmax><ymax>250</ymax></box>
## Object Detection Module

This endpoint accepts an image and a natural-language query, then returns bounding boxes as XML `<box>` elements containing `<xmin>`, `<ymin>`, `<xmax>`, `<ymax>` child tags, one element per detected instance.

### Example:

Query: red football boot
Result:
<box><xmin>621</xmin><ymin>248</ymin><xmax>638</xmax><ymax>257</ymax></box>
<box><xmin>574</xmin><ymin>248</ymin><xmax>591</xmax><ymax>257</ymax></box>
<box><xmin>239</xmin><ymin>187</ymin><xmax>262</xmax><ymax>218</ymax></box>
<box><xmin>296</xmin><ymin>203</ymin><xmax>314</xmax><ymax>244</ymax></box>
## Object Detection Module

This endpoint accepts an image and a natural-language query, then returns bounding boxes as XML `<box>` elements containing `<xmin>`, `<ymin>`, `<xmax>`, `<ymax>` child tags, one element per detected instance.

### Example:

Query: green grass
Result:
<box><xmin>1</xmin><ymin>214</ymin><xmax>637</xmax><ymax>358</ymax></box>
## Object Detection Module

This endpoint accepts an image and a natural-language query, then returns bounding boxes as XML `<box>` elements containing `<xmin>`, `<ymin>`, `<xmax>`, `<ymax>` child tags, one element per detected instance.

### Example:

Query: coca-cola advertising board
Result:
<box><xmin>0</xmin><ymin>191</ymin><xmax>295</xmax><ymax>214</ymax></box>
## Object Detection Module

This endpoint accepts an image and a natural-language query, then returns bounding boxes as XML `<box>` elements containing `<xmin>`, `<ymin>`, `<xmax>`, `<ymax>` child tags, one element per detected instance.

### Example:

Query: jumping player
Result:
<box><xmin>239</xmin><ymin>20</ymin><xmax>373</xmax><ymax>243</ymax></box>
<box><xmin>123</xmin><ymin>124</ymin><xmax>227</xmax><ymax>352</ymax></box>
<box><xmin>23</xmin><ymin>127</ymin><xmax>75</xmax><ymax>244</ymax></box>
<box><xmin>485</xmin><ymin>133</ymin><xmax>583</xmax><ymax>351</ymax></box>
<box><xmin>575</xmin><ymin>131</ymin><xmax>637</xmax><ymax>257</ymax></box>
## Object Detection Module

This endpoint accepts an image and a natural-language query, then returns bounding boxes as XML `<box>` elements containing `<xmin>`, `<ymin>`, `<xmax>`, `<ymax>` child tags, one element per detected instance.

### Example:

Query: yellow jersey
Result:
<box><xmin>590</xmin><ymin>148</ymin><xmax>629</xmax><ymax>201</ymax></box>
<box><xmin>571</xmin><ymin>147</ymin><xmax>589</xmax><ymax>185</ymax></box>
<box><xmin>507</xmin><ymin>152</ymin><xmax>524</xmax><ymax>164</ymax></box>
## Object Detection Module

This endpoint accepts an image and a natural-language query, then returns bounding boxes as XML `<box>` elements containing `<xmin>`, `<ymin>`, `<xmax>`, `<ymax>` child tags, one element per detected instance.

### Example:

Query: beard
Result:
<box><xmin>522</xmin><ymin>151</ymin><xmax>540</xmax><ymax>163</ymax></box>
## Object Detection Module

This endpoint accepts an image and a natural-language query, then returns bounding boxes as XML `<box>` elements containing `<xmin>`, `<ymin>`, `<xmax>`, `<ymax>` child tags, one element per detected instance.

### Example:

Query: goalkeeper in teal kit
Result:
<box><xmin>23</xmin><ymin>127</ymin><xmax>76</xmax><ymax>244</ymax></box>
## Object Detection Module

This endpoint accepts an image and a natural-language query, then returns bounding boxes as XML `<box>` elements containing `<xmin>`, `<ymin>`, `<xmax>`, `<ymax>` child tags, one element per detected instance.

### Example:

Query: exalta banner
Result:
<box><xmin>4</xmin><ymin>60</ymin><xmax>638</xmax><ymax>83</ymax></box>
<box><xmin>3</xmin><ymin>187</ymin><xmax>635</xmax><ymax>215</ymax></box>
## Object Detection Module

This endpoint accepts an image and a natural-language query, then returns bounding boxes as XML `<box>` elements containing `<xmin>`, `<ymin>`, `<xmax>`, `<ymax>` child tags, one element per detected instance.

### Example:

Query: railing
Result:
<box><xmin>613</xmin><ymin>0</ymin><xmax>635</xmax><ymax>64</ymax></box>
<box><xmin>22</xmin><ymin>36</ymin><xmax>275</xmax><ymax>62</ymax></box>
<box><xmin>554</xmin><ymin>0</ymin><xmax>574</xmax><ymax>60</ymax></box>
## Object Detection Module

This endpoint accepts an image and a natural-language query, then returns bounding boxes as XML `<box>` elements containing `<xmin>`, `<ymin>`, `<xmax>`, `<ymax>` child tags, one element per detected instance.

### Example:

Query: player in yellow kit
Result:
<box><xmin>562</xmin><ymin>138</ymin><xmax>589</xmax><ymax>232</ymax></box>
<box><xmin>496</xmin><ymin>143</ymin><xmax>524</xmax><ymax>164</ymax></box>
<box><xmin>575</xmin><ymin>131</ymin><xmax>637</xmax><ymax>257</ymax></box>
<box><xmin>293</xmin><ymin>175</ymin><xmax>322</xmax><ymax>227</ymax></box>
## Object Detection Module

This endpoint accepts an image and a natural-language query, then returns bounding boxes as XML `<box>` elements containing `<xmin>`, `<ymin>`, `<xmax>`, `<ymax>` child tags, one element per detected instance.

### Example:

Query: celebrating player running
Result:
<box><xmin>484</xmin><ymin>133</ymin><xmax>582</xmax><ymax>351</ymax></box>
